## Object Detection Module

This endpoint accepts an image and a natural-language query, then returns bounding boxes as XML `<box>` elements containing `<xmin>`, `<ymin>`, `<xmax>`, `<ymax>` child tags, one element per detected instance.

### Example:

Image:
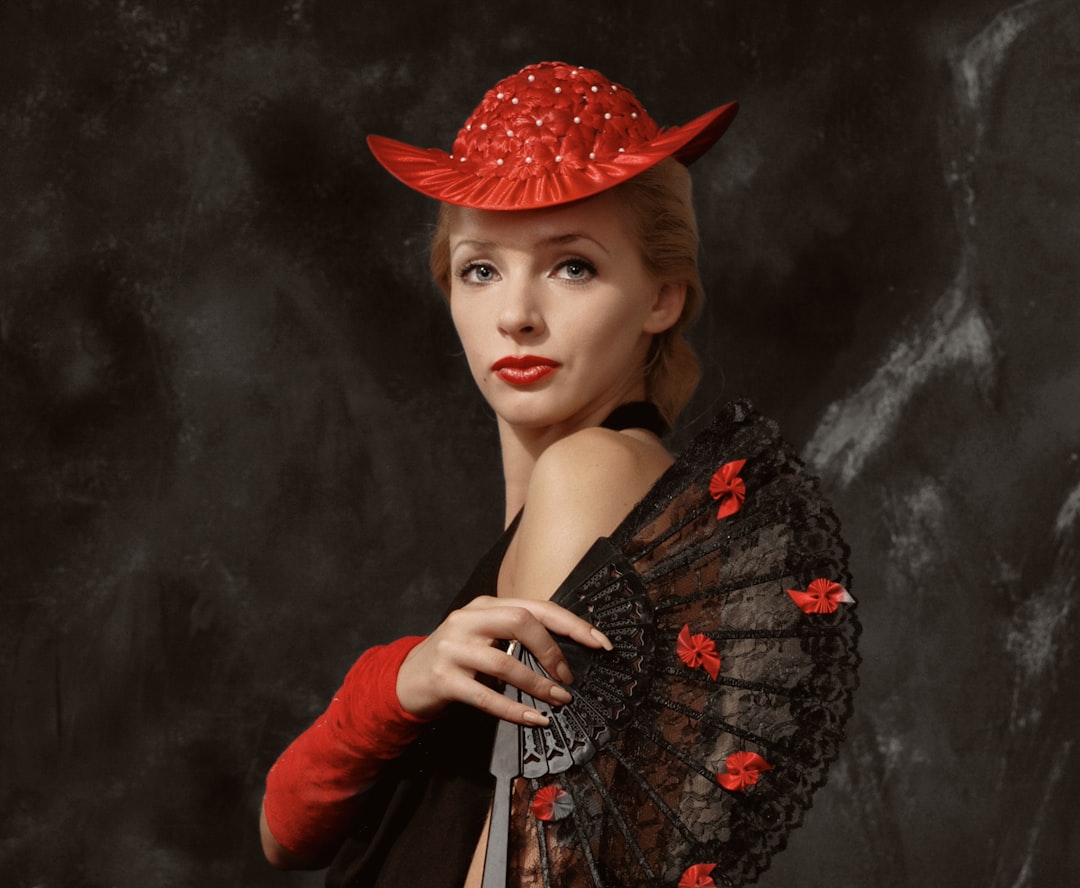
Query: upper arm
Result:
<box><xmin>509</xmin><ymin>429</ymin><xmax>672</xmax><ymax>601</ymax></box>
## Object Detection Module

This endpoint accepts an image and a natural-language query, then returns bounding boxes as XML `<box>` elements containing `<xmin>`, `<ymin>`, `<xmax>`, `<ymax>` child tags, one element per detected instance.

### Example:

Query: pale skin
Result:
<box><xmin>261</xmin><ymin>189</ymin><xmax>687</xmax><ymax>878</ymax></box>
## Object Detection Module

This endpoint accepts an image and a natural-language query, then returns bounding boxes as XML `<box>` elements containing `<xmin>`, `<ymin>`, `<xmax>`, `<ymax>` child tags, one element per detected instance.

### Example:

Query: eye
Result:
<box><xmin>457</xmin><ymin>262</ymin><xmax>499</xmax><ymax>284</ymax></box>
<box><xmin>553</xmin><ymin>258</ymin><xmax>597</xmax><ymax>282</ymax></box>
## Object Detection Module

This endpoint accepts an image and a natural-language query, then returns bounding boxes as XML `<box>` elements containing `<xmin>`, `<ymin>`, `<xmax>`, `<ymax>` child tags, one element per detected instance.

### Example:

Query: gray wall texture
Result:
<box><xmin>2</xmin><ymin>1</ymin><xmax>1078</xmax><ymax>885</ymax></box>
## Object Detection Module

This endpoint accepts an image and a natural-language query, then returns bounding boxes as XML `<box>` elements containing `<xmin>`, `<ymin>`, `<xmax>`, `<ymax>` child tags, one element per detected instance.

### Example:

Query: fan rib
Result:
<box><xmin>668</xmin><ymin>625</ymin><xmax>849</xmax><ymax>641</ymax></box>
<box><xmin>562</xmin><ymin>773</ymin><xmax>607</xmax><ymax>887</ymax></box>
<box><xmin>631</xmin><ymin>721</ymin><xmax>723</xmax><ymax>785</ymax></box>
<box><xmin>629</xmin><ymin>501</ymin><xmax>713</xmax><ymax>561</ymax></box>
<box><xmin>650</xmin><ymin>569</ymin><xmax>792</xmax><ymax>612</ymax></box>
<box><xmin>647</xmin><ymin>694</ymin><xmax>796</xmax><ymax>760</ymax></box>
<box><xmin>604</xmin><ymin>745</ymin><xmax>702</xmax><ymax>849</ymax></box>
<box><xmin>636</xmin><ymin>501</ymin><xmax>820</xmax><ymax>582</ymax></box>
<box><xmin>528</xmin><ymin>778</ymin><xmax>554</xmax><ymax>888</ymax></box>
<box><xmin>654</xmin><ymin>665</ymin><xmax>792</xmax><ymax>697</ymax></box>
<box><xmin>582</xmin><ymin>761</ymin><xmax>657</xmax><ymax>881</ymax></box>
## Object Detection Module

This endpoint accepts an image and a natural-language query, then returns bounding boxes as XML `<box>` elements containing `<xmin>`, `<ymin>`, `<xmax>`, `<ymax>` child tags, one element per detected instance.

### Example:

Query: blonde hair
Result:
<box><xmin>430</xmin><ymin>158</ymin><xmax>703</xmax><ymax>426</ymax></box>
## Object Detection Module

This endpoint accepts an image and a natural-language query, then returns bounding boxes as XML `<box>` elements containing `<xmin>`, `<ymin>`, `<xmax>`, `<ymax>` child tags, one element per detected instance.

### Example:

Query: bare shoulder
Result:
<box><xmin>532</xmin><ymin>426</ymin><xmax>672</xmax><ymax>506</ymax></box>
<box><xmin>508</xmin><ymin>428</ymin><xmax>673</xmax><ymax>601</ymax></box>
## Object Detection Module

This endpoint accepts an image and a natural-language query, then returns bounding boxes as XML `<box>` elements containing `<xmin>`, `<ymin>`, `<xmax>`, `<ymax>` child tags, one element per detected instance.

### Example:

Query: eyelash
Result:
<box><xmin>456</xmin><ymin>261</ymin><xmax>496</xmax><ymax>283</ymax></box>
<box><xmin>455</xmin><ymin>258</ymin><xmax>598</xmax><ymax>285</ymax></box>
<box><xmin>554</xmin><ymin>258</ymin><xmax>597</xmax><ymax>282</ymax></box>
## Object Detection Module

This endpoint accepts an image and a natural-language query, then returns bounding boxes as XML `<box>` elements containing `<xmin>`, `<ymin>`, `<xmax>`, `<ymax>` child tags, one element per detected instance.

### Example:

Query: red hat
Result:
<box><xmin>367</xmin><ymin>61</ymin><xmax>738</xmax><ymax>210</ymax></box>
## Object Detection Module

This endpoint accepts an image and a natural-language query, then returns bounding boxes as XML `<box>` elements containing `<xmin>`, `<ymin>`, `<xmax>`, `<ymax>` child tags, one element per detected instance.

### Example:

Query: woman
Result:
<box><xmin>261</xmin><ymin>60</ymin><xmax>739</xmax><ymax>886</ymax></box>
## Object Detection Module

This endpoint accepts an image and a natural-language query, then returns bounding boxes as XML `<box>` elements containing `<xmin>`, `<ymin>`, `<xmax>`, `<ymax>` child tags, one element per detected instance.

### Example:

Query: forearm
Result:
<box><xmin>261</xmin><ymin>634</ymin><xmax>428</xmax><ymax>868</ymax></box>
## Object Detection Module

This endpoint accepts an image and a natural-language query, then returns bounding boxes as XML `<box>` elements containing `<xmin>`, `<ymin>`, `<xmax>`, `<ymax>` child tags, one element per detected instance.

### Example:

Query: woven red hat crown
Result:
<box><xmin>367</xmin><ymin>61</ymin><xmax>738</xmax><ymax>210</ymax></box>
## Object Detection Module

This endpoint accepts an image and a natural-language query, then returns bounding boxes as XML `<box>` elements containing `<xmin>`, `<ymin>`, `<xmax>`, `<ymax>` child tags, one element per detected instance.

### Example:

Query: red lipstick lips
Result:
<box><xmin>492</xmin><ymin>354</ymin><xmax>560</xmax><ymax>385</ymax></box>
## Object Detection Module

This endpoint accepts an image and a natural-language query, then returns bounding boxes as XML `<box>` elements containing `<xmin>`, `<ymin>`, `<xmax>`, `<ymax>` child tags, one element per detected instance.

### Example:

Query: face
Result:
<box><xmin>447</xmin><ymin>189</ymin><xmax>685</xmax><ymax>435</ymax></box>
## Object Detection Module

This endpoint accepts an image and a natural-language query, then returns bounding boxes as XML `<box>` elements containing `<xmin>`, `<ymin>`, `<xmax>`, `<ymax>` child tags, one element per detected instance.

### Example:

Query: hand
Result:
<box><xmin>395</xmin><ymin>595</ymin><xmax>612</xmax><ymax>726</ymax></box>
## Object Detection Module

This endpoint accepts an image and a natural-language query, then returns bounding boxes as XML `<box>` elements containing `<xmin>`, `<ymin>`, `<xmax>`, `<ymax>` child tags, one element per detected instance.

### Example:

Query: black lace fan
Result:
<box><xmin>482</xmin><ymin>400</ymin><xmax>861</xmax><ymax>888</ymax></box>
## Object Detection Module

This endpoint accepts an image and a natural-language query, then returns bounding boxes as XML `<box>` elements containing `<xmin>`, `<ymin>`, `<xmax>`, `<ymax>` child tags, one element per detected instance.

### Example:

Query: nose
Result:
<box><xmin>497</xmin><ymin>276</ymin><xmax>545</xmax><ymax>338</ymax></box>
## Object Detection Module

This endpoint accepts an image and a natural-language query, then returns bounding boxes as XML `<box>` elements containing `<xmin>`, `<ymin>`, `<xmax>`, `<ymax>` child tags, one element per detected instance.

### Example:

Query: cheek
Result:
<box><xmin>572</xmin><ymin>299</ymin><xmax>648</xmax><ymax>348</ymax></box>
<box><xmin>448</xmin><ymin>298</ymin><xmax>473</xmax><ymax>344</ymax></box>
<box><xmin>449</xmin><ymin>305</ymin><xmax>489</xmax><ymax>373</ymax></box>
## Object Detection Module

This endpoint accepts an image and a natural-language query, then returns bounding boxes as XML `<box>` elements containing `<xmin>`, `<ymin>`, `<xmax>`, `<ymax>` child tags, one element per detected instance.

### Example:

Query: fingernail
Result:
<box><xmin>524</xmin><ymin>710</ymin><xmax>549</xmax><ymax>726</ymax></box>
<box><xmin>556</xmin><ymin>662</ymin><xmax>575</xmax><ymax>685</ymax></box>
<box><xmin>591</xmin><ymin>627</ymin><xmax>614</xmax><ymax>651</ymax></box>
<box><xmin>551</xmin><ymin>685</ymin><xmax>573</xmax><ymax>705</ymax></box>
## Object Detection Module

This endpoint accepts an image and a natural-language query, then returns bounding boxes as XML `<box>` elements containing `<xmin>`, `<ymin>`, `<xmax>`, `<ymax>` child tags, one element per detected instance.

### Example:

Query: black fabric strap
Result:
<box><xmin>599</xmin><ymin>401</ymin><xmax>669</xmax><ymax>437</ymax></box>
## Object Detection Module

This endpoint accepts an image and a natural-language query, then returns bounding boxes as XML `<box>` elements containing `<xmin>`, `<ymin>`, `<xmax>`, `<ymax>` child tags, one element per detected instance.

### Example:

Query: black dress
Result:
<box><xmin>326</xmin><ymin>403</ymin><xmax>669</xmax><ymax>888</ymax></box>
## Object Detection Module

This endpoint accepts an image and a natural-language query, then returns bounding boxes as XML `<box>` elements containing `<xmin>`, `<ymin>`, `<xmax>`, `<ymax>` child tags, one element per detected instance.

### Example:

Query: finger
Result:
<box><xmin>447</xmin><ymin>636</ymin><xmax>570</xmax><ymax>705</ymax></box>
<box><xmin>450</xmin><ymin>601</ymin><xmax>572</xmax><ymax>682</ymax></box>
<box><xmin>447</xmin><ymin>672</ymin><xmax>551</xmax><ymax>726</ymax></box>
<box><xmin>468</xmin><ymin>644</ymin><xmax>574</xmax><ymax>707</ymax></box>
<box><xmin>463</xmin><ymin>600</ymin><xmax>610</xmax><ymax>688</ymax></box>
<box><xmin>469</xmin><ymin>596</ymin><xmax>614</xmax><ymax>651</ymax></box>
<box><xmin>453</xmin><ymin>599</ymin><xmax>613</xmax><ymax>692</ymax></box>
<box><xmin>487</xmin><ymin>606</ymin><xmax>579</xmax><ymax>686</ymax></box>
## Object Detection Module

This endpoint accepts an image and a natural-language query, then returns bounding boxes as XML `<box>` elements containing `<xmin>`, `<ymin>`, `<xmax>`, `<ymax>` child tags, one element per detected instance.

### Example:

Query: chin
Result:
<box><xmin>485</xmin><ymin>389</ymin><xmax>582</xmax><ymax>431</ymax></box>
<box><xmin>494</xmin><ymin>403</ymin><xmax>571</xmax><ymax>431</ymax></box>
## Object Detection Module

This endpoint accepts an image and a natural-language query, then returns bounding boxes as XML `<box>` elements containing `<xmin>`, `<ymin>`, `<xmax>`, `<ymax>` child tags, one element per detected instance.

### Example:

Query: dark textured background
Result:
<box><xmin>2</xmin><ymin>1</ymin><xmax>1078</xmax><ymax>885</ymax></box>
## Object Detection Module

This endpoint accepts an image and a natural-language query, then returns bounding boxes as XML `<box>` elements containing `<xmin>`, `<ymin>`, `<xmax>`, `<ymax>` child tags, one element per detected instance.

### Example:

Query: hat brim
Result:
<box><xmin>366</xmin><ymin>100</ymin><xmax>738</xmax><ymax>211</ymax></box>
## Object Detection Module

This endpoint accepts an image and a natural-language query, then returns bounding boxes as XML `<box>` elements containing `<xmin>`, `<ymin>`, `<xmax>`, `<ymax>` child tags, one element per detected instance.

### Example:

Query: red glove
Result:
<box><xmin>263</xmin><ymin>635</ymin><xmax>428</xmax><ymax>860</ymax></box>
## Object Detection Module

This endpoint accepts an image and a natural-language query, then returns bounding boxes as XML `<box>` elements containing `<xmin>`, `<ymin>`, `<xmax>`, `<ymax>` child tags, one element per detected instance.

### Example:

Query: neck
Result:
<box><xmin>498</xmin><ymin>421</ymin><xmax>560</xmax><ymax>525</ymax></box>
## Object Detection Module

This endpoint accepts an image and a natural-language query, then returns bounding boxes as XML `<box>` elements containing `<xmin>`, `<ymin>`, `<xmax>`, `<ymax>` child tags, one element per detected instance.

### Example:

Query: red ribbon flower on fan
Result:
<box><xmin>716</xmin><ymin>751</ymin><xmax>773</xmax><ymax>792</ymax></box>
<box><xmin>709</xmin><ymin>458</ymin><xmax>746</xmax><ymax>519</ymax></box>
<box><xmin>677</xmin><ymin>624</ymin><xmax>720</xmax><ymax>680</ymax></box>
<box><xmin>786</xmin><ymin>578</ymin><xmax>854</xmax><ymax>614</ymax></box>
<box><xmin>679</xmin><ymin>862</ymin><xmax>718</xmax><ymax>888</ymax></box>
<box><xmin>530</xmin><ymin>785</ymin><xmax>573</xmax><ymax>822</ymax></box>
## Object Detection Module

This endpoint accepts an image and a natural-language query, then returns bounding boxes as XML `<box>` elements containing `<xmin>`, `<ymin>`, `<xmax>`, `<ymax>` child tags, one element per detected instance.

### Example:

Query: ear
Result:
<box><xmin>642</xmin><ymin>281</ymin><xmax>687</xmax><ymax>334</ymax></box>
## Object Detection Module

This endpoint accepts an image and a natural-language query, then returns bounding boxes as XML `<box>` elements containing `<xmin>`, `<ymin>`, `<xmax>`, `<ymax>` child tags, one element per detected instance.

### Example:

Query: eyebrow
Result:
<box><xmin>450</xmin><ymin>232</ymin><xmax>611</xmax><ymax>257</ymax></box>
<box><xmin>540</xmin><ymin>233</ymin><xmax>611</xmax><ymax>255</ymax></box>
